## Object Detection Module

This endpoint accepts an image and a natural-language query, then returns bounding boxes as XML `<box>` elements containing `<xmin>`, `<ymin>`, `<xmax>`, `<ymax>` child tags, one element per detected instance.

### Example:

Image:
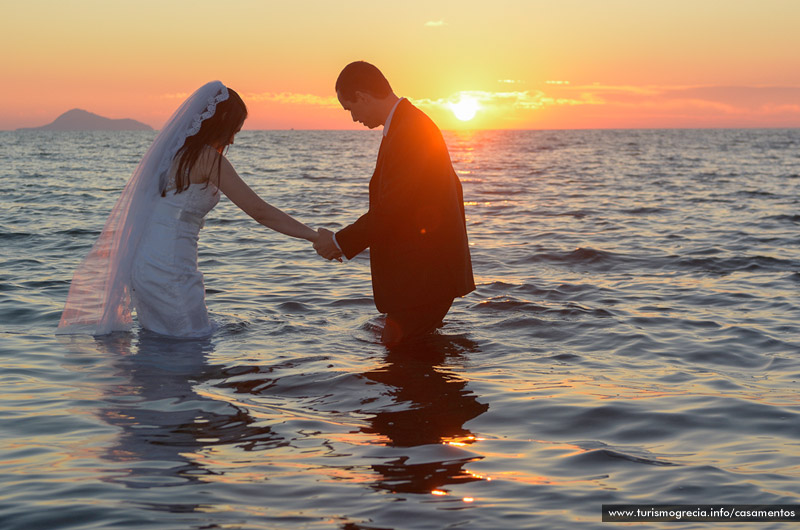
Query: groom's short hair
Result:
<box><xmin>336</xmin><ymin>61</ymin><xmax>392</xmax><ymax>102</ymax></box>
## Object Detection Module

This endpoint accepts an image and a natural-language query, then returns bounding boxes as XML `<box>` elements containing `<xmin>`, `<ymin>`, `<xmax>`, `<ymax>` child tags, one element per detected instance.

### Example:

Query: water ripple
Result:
<box><xmin>1</xmin><ymin>129</ymin><xmax>799</xmax><ymax>529</ymax></box>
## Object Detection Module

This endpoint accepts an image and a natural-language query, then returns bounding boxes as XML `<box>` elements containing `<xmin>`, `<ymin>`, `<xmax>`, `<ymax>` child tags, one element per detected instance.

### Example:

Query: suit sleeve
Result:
<box><xmin>336</xmin><ymin>210</ymin><xmax>372</xmax><ymax>260</ymax></box>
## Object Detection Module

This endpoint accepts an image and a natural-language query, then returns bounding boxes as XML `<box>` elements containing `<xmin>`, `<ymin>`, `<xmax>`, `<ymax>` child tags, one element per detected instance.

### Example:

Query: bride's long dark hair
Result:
<box><xmin>167</xmin><ymin>88</ymin><xmax>248</xmax><ymax>196</ymax></box>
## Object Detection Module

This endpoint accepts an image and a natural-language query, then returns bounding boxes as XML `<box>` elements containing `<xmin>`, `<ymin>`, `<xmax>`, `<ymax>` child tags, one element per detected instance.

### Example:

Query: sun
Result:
<box><xmin>449</xmin><ymin>96</ymin><xmax>480</xmax><ymax>121</ymax></box>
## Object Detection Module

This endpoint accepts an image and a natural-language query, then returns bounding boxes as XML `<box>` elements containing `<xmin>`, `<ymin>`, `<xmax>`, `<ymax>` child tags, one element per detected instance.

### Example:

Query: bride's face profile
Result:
<box><xmin>203</xmin><ymin>89</ymin><xmax>248</xmax><ymax>152</ymax></box>
<box><xmin>215</xmin><ymin>121</ymin><xmax>244</xmax><ymax>152</ymax></box>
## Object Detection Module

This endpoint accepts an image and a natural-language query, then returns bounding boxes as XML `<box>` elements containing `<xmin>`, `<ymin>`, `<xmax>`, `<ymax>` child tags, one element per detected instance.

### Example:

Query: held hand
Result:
<box><xmin>314</xmin><ymin>228</ymin><xmax>343</xmax><ymax>262</ymax></box>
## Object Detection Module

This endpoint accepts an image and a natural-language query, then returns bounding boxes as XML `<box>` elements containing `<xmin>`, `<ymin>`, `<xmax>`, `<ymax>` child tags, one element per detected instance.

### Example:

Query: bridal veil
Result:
<box><xmin>57</xmin><ymin>81</ymin><xmax>230</xmax><ymax>335</ymax></box>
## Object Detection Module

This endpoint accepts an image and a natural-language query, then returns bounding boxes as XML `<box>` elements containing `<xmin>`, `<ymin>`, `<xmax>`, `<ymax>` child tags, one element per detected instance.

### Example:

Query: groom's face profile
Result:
<box><xmin>337</xmin><ymin>90</ymin><xmax>382</xmax><ymax>129</ymax></box>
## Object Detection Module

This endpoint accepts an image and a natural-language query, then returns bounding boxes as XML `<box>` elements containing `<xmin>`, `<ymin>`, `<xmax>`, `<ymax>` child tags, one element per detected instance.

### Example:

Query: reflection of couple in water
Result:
<box><xmin>95</xmin><ymin>334</ymin><xmax>281</xmax><ymax>490</ymax></box>
<box><xmin>58</xmin><ymin>61</ymin><xmax>475</xmax><ymax>349</ymax></box>
<box><xmin>95</xmin><ymin>331</ymin><xmax>486</xmax><ymax>497</ymax></box>
<box><xmin>360</xmin><ymin>336</ymin><xmax>489</xmax><ymax>495</ymax></box>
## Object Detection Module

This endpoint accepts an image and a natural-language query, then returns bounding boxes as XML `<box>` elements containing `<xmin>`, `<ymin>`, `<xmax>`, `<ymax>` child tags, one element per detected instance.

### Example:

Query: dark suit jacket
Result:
<box><xmin>336</xmin><ymin>99</ymin><xmax>475</xmax><ymax>313</ymax></box>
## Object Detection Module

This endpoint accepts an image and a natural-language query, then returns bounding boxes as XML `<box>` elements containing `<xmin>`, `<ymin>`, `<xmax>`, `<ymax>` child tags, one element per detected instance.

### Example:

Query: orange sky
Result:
<box><xmin>2</xmin><ymin>0</ymin><xmax>799</xmax><ymax>130</ymax></box>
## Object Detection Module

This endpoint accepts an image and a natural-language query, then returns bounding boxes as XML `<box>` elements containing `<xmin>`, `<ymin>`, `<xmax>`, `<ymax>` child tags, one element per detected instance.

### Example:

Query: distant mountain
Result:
<box><xmin>17</xmin><ymin>109</ymin><xmax>153</xmax><ymax>131</ymax></box>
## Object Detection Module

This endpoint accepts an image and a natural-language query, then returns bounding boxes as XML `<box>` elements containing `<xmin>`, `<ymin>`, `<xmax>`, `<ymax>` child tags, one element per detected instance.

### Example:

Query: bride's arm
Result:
<box><xmin>214</xmin><ymin>155</ymin><xmax>318</xmax><ymax>242</ymax></box>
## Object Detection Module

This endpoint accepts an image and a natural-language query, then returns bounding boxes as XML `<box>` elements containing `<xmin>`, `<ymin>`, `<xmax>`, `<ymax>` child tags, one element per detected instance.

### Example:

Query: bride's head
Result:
<box><xmin>171</xmin><ymin>88</ymin><xmax>248</xmax><ymax>195</ymax></box>
<box><xmin>203</xmin><ymin>88</ymin><xmax>248</xmax><ymax>150</ymax></box>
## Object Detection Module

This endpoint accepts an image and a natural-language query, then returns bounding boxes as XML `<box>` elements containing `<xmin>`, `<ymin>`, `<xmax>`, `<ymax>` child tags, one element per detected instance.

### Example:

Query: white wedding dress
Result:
<box><xmin>131</xmin><ymin>159</ymin><xmax>220</xmax><ymax>338</ymax></box>
<box><xmin>57</xmin><ymin>81</ymin><xmax>230</xmax><ymax>337</ymax></box>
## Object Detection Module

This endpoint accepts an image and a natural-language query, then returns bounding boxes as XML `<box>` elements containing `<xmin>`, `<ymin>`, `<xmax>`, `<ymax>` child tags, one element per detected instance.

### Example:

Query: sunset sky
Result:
<box><xmin>2</xmin><ymin>0</ymin><xmax>799</xmax><ymax>130</ymax></box>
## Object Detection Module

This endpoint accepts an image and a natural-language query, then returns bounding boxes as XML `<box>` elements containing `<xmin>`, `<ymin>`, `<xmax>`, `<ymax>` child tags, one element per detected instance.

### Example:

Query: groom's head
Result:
<box><xmin>336</xmin><ymin>61</ymin><xmax>396</xmax><ymax>129</ymax></box>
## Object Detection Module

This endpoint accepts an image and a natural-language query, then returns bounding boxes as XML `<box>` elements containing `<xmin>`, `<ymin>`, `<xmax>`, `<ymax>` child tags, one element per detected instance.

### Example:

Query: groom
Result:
<box><xmin>314</xmin><ymin>61</ymin><xmax>475</xmax><ymax>346</ymax></box>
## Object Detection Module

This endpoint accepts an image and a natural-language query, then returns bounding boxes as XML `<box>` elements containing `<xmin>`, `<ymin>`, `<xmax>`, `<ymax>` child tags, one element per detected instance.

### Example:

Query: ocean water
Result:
<box><xmin>1</xmin><ymin>128</ymin><xmax>799</xmax><ymax>529</ymax></box>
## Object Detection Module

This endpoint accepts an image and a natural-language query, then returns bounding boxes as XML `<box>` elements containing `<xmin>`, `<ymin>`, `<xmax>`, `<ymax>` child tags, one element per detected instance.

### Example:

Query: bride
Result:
<box><xmin>57</xmin><ymin>81</ymin><xmax>321</xmax><ymax>338</ymax></box>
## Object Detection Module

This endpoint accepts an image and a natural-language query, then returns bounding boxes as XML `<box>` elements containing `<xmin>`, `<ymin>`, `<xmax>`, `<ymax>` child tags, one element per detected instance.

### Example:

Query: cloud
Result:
<box><xmin>415</xmin><ymin>89</ymin><xmax>597</xmax><ymax>113</ymax></box>
<box><xmin>535</xmin><ymin>84</ymin><xmax>800</xmax><ymax>126</ymax></box>
<box><xmin>762</xmin><ymin>103</ymin><xmax>800</xmax><ymax>114</ymax></box>
<box><xmin>424</xmin><ymin>20</ymin><xmax>447</xmax><ymax>27</ymax></box>
<box><xmin>549</xmin><ymin>84</ymin><xmax>800</xmax><ymax>113</ymax></box>
<box><xmin>160</xmin><ymin>90</ymin><xmax>339</xmax><ymax>108</ymax></box>
<box><xmin>245</xmin><ymin>91</ymin><xmax>340</xmax><ymax>108</ymax></box>
<box><xmin>165</xmin><ymin>84</ymin><xmax>800</xmax><ymax>128</ymax></box>
<box><xmin>161</xmin><ymin>92</ymin><xmax>192</xmax><ymax>100</ymax></box>
<box><xmin>414</xmin><ymin>84</ymin><xmax>800</xmax><ymax>127</ymax></box>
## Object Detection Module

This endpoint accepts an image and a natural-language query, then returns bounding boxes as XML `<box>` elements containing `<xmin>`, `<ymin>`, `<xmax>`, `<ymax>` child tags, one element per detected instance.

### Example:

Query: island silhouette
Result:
<box><xmin>18</xmin><ymin>109</ymin><xmax>153</xmax><ymax>131</ymax></box>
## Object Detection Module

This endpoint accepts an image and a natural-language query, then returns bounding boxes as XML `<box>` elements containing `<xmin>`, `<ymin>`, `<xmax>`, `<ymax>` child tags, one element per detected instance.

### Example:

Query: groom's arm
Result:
<box><xmin>336</xmin><ymin>211</ymin><xmax>372</xmax><ymax>260</ymax></box>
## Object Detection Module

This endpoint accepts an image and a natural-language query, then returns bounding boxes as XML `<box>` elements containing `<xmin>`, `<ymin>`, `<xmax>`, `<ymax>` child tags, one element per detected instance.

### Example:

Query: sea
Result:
<box><xmin>1</xmin><ymin>128</ymin><xmax>799</xmax><ymax>529</ymax></box>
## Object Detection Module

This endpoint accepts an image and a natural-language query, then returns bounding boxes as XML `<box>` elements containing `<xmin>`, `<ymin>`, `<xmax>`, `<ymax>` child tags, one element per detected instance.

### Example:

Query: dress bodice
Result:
<box><xmin>152</xmin><ymin>183</ymin><xmax>220</xmax><ymax>228</ymax></box>
<box><xmin>151</xmin><ymin>149</ymin><xmax>221</xmax><ymax>229</ymax></box>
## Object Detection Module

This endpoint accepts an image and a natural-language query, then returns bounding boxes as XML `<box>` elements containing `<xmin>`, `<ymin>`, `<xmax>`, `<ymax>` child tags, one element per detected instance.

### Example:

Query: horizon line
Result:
<box><xmin>5</xmin><ymin>126</ymin><xmax>800</xmax><ymax>133</ymax></box>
